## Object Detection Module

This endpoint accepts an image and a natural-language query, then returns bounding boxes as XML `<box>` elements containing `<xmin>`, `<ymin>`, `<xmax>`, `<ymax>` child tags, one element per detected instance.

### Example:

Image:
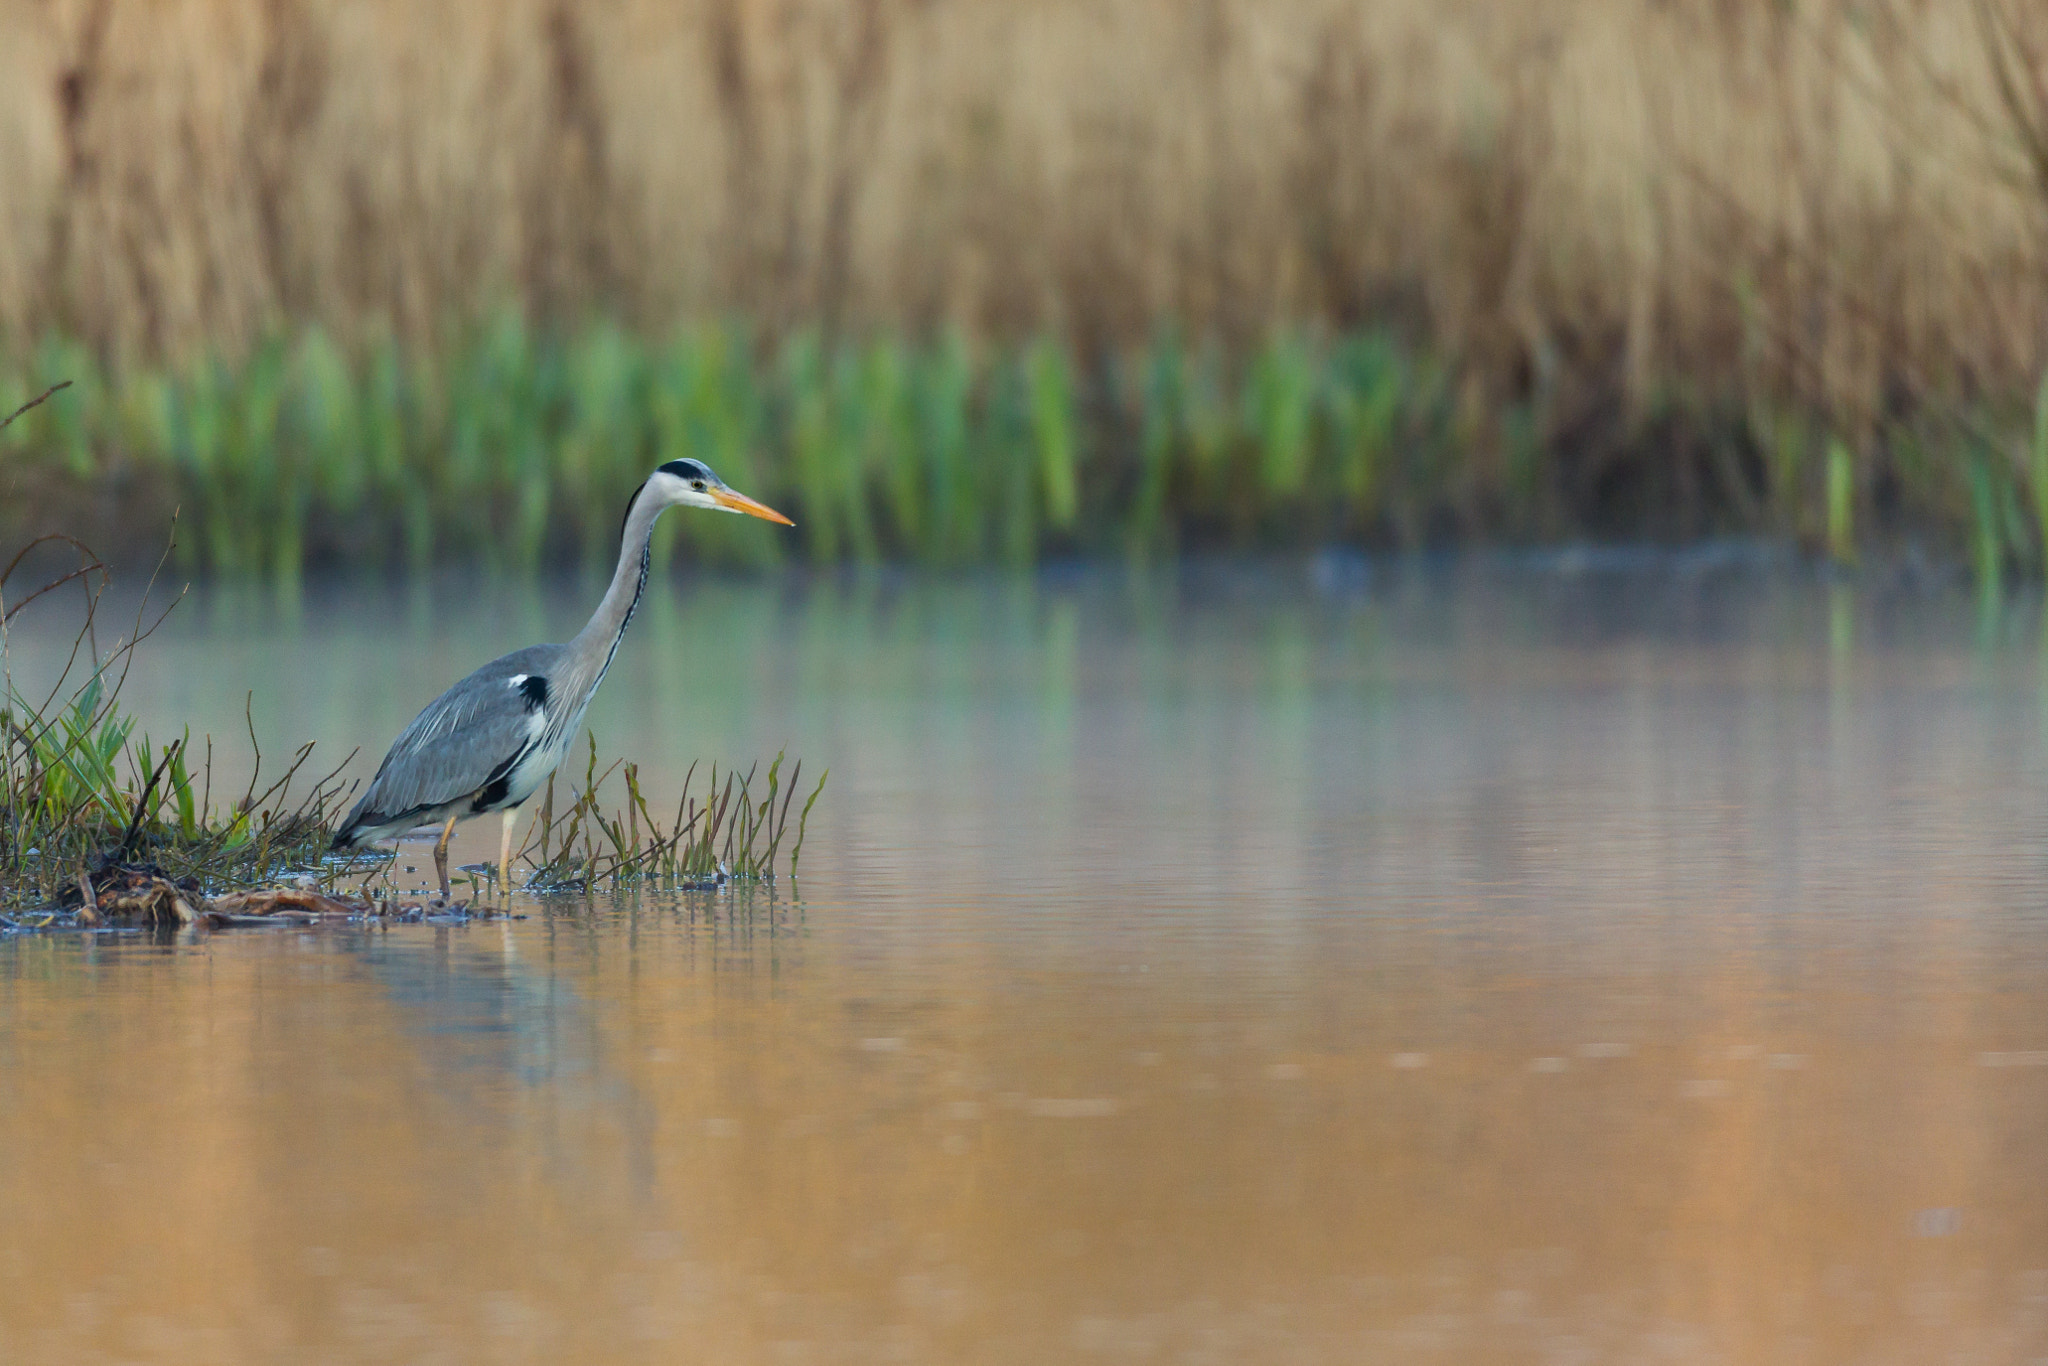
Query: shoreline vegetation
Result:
<box><xmin>5</xmin><ymin>319</ymin><xmax>2048</xmax><ymax>582</ymax></box>
<box><xmin>8</xmin><ymin>3</ymin><xmax>2048</xmax><ymax>575</ymax></box>
<box><xmin>0</xmin><ymin>528</ymin><xmax>824</xmax><ymax>923</ymax></box>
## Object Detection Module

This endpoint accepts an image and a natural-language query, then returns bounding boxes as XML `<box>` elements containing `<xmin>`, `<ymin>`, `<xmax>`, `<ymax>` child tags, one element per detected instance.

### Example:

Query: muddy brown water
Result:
<box><xmin>5</xmin><ymin>560</ymin><xmax>2048</xmax><ymax>1364</ymax></box>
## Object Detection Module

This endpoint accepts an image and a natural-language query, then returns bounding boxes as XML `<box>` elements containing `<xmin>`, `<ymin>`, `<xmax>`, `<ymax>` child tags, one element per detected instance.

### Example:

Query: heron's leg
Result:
<box><xmin>432</xmin><ymin>813</ymin><xmax>459</xmax><ymax>899</ymax></box>
<box><xmin>498</xmin><ymin>806</ymin><xmax>521</xmax><ymax>898</ymax></box>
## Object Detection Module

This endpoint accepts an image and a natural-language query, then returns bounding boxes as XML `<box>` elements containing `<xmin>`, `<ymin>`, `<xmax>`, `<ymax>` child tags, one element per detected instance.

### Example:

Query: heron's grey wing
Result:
<box><xmin>339</xmin><ymin>644</ymin><xmax>563</xmax><ymax>836</ymax></box>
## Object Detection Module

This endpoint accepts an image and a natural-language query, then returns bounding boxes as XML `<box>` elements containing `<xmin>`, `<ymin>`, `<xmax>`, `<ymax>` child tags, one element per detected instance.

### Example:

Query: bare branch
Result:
<box><xmin>0</xmin><ymin>381</ymin><xmax>72</xmax><ymax>435</ymax></box>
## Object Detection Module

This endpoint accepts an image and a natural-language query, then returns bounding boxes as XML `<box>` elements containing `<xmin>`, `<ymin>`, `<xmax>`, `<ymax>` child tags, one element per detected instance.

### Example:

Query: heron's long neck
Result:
<box><xmin>567</xmin><ymin>484</ymin><xmax>664</xmax><ymax>690</ymax></box>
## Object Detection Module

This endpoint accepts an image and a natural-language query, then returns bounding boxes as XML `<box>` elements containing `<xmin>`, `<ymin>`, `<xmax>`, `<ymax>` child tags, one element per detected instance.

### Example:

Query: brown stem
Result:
<box><xmin>0</xmin><ymin>382</ymin><xmax>73</xmax><ymax>435</ymax></box>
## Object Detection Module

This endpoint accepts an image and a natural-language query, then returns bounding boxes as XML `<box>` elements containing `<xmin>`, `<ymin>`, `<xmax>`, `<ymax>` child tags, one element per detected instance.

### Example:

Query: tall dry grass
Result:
<box><xmin>4</xmin><ymin>0</ymin><xmax>2048</xmax><ymax>551</ymax></box>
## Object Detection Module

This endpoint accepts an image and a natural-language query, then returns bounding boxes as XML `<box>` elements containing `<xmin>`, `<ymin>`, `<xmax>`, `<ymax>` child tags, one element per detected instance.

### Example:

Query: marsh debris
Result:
<box><xmin>7</xmin><ymin>876</ymin><xmax>524</xmax><ymax>933</ymax></box>
<box><xmin>63</xmin><ymin>860</ymin><xmax>206</xmax><ymax>925</ymax></box>
<box><xmin>204</xmin><ymin>887</ymin><xmax>521</xmax><ymax>928</ymax></box>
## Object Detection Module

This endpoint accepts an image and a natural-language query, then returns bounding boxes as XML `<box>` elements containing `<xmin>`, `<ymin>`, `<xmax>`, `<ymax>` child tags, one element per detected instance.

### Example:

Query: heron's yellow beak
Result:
<box><xmin>709</xmin><ymin>486</ymin><xmax>796</xmax><ymax>526</ymax></box>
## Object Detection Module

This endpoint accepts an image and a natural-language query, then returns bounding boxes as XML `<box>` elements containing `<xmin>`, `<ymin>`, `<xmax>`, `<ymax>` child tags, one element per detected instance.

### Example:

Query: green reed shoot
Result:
<box><xmin>1125</xmin><ymin>330</ymin><xmax>1182</xmax><ymax>556</ymax></box>
<box><xmin>1246</xmin><ymin>329</ymin><xmax>1317</xmax><ymax>500</ymax></box>
<box><xmin>517</xmin><ymin>733</ymin><xmax>823</xmax><ymax>891</ymax></box>
<box><xmin>2032</xmin><ymin>370</ymin><xmax>2048</xmax><ymax>569</ymax></box>
<box><xmin>1826</xmin><ymin>437</ymin><xmax>1856</xmax><ymax>566</ymax></box>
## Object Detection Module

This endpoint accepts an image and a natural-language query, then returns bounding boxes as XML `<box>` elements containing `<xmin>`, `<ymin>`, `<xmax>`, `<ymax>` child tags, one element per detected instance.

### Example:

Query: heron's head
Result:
<box><xmin>649</xmin><ymin>459</ymin><xmax>795</xmax><ymax>525</ymax></box>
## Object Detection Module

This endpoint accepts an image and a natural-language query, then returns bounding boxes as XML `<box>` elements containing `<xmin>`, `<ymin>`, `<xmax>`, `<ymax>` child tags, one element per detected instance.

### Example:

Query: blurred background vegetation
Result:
<box><xmin>4</xmin><ymin>0</ymin><xmax>2048</xmax><ymax>573</ymax></box>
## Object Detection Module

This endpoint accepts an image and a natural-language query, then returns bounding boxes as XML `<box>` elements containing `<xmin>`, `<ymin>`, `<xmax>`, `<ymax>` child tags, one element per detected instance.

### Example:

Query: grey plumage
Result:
<box><xmin>331</xmin><ymin>459</ymin><xmax>793</xmax><ymax>892</ymax></box>
<box><xmin>332</xmin><ymin>643</ymin><xmax>564</xmax><ymax>845</ymax></box>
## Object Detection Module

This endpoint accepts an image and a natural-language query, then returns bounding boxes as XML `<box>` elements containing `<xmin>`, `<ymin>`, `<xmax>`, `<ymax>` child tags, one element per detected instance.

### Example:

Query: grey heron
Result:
<box><xmin>331</xmin><ymin>459</ymin><xmax>793</xmax><ymax>897</ymax></box>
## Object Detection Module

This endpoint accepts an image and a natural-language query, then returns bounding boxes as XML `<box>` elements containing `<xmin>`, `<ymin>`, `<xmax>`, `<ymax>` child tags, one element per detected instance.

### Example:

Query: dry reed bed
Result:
<box><xmin>4</xmin><ymin>1</ymin><xmax>2048</xmax><ymax>558</ymax></box>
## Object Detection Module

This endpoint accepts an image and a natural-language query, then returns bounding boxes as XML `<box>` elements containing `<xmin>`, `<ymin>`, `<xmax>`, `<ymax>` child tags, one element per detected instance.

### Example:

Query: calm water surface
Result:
<box><xmin>5</xmin><ymin>560</ymin><xmax>2048</xmax><ymax>1364</ymax></box>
